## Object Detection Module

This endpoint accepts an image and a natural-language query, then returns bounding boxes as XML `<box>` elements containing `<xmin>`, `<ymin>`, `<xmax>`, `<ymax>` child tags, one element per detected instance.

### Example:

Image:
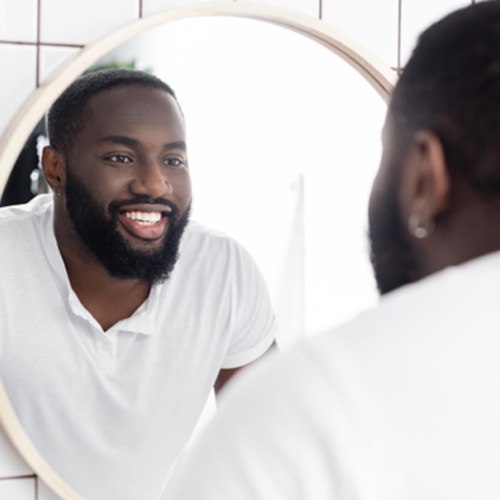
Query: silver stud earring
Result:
<box><xmin>408</xmin><ymin>213</ymin><xmax>434</xmax><ymax>239</ymax></box>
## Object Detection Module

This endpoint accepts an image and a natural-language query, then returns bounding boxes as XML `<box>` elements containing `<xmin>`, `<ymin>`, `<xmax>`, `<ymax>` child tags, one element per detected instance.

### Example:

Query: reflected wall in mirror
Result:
<box><xmin>0</xmin><ymin>5</ymin><xmax>392</xmax><ymax>499</ymax></box>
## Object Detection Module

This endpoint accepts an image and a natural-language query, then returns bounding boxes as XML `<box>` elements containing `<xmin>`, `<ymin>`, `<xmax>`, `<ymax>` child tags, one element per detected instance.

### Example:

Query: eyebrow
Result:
<box><xmin>97</xmin><ymin>136</ymin><xmax>187</xmax><ymax>151</ymax></box>
<box><xmin>164</xmin><ymin>140</ymin><xmax>187</xmax><ymax>151</ymax></box>
<box><xmin>98</xmin><ymin>135</ymin><xmax>138</xmax><ymax>148</ymax></box>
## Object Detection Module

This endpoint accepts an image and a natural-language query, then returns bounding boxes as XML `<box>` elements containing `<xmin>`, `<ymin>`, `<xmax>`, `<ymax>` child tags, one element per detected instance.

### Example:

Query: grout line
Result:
<box><xmin>0</xmin><ymin>40</ymin><xmax>38</xmax><ymax>46</ymax></box>
<box><xmin>0</xmin><ymin>40</ymin><xmax>84</xmax><ymax>48</ymax></box>
<box><xmin>397</xmin><ymin>0</ymin><xmax>402</xmax><ymax>74</ymax></box>
<box><xmin>319</xmin><ymin>0</ymin><xmax>323</xmax><ymax>20</ymax></box>
<box><xmin>35</xmin><ymin>475</ymin><xmax>39</xmax><ymax>500</ymax></box>
<box><xmin>139</xmin><ymin>0</ymin><xmax>143</xmax><ymax>18</ymax></box>
<box><xmin>0</xmin><ymin>474</ymin><xmax>36</xmax><ymax>481</ymax></box>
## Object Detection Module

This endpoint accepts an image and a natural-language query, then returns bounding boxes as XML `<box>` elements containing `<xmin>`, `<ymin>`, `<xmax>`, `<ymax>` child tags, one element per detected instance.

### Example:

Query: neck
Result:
<box><xmin>54</xmin><ymin>209</ymin><xmax>151</xmax><ymax>331</ymax></box>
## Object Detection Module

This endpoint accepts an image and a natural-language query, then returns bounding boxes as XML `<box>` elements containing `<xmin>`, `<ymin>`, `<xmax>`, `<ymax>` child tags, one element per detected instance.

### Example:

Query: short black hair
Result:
<box><xmin>47</xmin><ymin>69</ymin><xmax>178</xmax><ymax>154</ymax></box>
<box><xmin>387</xmin><ymin>0</ymin><xmax>500</xmax><ymax>195</ymax></box>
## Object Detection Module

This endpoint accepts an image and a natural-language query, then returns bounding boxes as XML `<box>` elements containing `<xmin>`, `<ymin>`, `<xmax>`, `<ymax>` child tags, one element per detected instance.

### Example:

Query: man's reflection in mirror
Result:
<box><xmin>0</xmin><ymin>69</ymin><xmax>277</xmax><ymax>499</ymax></box>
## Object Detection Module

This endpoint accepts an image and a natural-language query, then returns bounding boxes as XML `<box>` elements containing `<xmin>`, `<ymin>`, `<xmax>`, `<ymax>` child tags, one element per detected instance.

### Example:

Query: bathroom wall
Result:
<box><xmin>0</xmin><ymin>0</ymin><xmax>472</xmax><ymax>136</ymax></box>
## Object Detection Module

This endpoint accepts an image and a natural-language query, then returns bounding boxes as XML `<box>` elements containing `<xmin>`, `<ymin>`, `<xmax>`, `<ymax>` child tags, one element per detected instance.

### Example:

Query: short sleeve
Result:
<box><xmin>221</xmin><ymin>240</ymin><xmax>277</xmax><ymax>369</ymax></box>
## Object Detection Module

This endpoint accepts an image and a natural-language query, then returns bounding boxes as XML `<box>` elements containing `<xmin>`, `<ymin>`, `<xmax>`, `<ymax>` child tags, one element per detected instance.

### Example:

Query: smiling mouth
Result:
<box><xmin>125</xmin><ymin>210</ymin><xmax>163</xmax><ymax>225</ymax></box>
<box><xmin>118</xmin><ymin>206</ymin><xmax>173</xmax><ymax>240</ymax></box>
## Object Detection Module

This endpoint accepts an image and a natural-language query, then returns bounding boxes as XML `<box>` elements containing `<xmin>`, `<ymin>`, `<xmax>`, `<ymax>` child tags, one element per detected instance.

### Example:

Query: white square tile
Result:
<box><xmin>322</xmin><ymin>0</ymin><xmax>398</xmax><ymax>70</ymax></box>
<box><xmin>0</xmin><ymin>44</ymin><xmax>36</xmax><ymax>138</ymax></box>
<box><xmin>401</xmin><ymin>0</ymin><xmax>471</xmax><ymax>65</ymax></box>
<box><xmin>0</xmin><ymin>0</ymin><xmax>38</xmax><ymax>43</ymax></box>
<box><xmin>0</xmin><ymin>422</ymin><xmax>32</xmax><ymax>477</ymax></box>
<box><xmin>254</xmin><ymin>0</ymin><xmax>320</xmax><ymax>18</ymax></box>
<box><xmin>142</xmin><ymin>0</ymin><xmax>232</xmax><ymax>17</ymax></box>
<box><xmin>40</xmin><ymin>0</ymin><xmax>139</xmax><ymax>45</ymax></box>
<box><xmin>0</xmin><ymin>478</ymin><xmax>35</xmax><ymax>499</ymax></box>
<box><xmin>39</xmin><ymin>46</ymin><xmax>81</xmax><ymax>83</ymax></box>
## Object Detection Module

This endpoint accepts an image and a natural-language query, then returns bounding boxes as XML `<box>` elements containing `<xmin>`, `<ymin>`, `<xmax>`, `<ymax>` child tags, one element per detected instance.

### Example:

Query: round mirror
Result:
<box><xmin>0</xmin><ymin>4</ymin><xmax>394</xmax><ymax>498</ymax></box>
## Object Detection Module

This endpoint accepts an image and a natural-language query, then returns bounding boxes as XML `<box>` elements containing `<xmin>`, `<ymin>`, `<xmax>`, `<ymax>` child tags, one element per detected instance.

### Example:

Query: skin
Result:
<box><xmin>370</xmin><ymin>123</ymin><xmax>500</xmax><ymax>283</ymax></box>
<box><xmin>42</xmin><ymin>85</ymin><xmax>264</xmax><ymax>393</ymax></box>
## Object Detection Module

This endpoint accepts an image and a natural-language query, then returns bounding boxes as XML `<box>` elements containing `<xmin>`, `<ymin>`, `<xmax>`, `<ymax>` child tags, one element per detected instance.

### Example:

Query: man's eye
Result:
<box><xmin>105</xmin><ymin>154</ymin><xmax>132</xmax><ymax>164</ymax></box>
<box><xmin>165</xmin><ymin>157</ymin><xmax>185</xmax><ymax>168</ymax></box>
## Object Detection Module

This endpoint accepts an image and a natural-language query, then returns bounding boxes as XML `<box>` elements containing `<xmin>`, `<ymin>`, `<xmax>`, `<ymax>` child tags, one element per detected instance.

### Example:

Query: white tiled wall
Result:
<box><xmin>40</xmin><ymin>0</ymin><xmax>139</xmax><ymax>45</ymax></box>
<box><xmin>0</xmin><ymin>0</ymin><xmax>478</xmax><ymax>497</ymax></box>
<box><xmin>39</xmin><ymin>46</ymin><xmax>80</xmax><ymax>82</ymax></box>
<box><xmin>0</xmin><ymin>422</ymin><xmax>38</xmax><ymax>500</ymax></box>
<box><xmin>0</xmin><ymin>0</ymin><xmax>38</xmax><ymax>42</ymax></box>
<box><xmin>255</xmin><ymin>0</ymin><xmax>320</xmax><ymax>17</ymax></box>
<box><xmin>0</xmin><ymin>423</ymin><xmax>32</xmax><ymax>477</ymax></box>
<box><xmin>0</xmin><ymin>44</ymin><xmax>36</xmax><ymax>134</ymax></box>
<box><xmin>400</xmin><ymin>0</ymin><xmax>471</xmax><ymax>65</ymax></box>
<box><xmin>0</xmin><ymin>478</ymin><xmax>36</xmax><ymax>499</ymax></box>
<box><xmin>0</xmin><ymin>421</ymin><xmax>59</xmax><ymax>499</ymax></box>
<box><xmin>142</xmin><ymin>0</ymin><xmax>232</xmax><ymax>16</ymax></box>
<box><xmin>0</xmin><ymin>0</ymin><xmax>478</xmax><ymax>139</ymax></box>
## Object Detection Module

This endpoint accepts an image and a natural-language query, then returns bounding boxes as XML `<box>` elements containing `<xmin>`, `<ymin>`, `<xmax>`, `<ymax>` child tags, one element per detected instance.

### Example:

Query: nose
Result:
<box><xmin>129</xmin><ymin>160</ymin><xmax>173</xmax><ymax>199</ymax></box>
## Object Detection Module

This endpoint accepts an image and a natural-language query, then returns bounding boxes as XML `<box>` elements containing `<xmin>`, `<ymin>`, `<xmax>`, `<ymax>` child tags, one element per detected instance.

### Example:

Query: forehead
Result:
<box><xmin>79</xmin><ymin>85</ymin><xmax>185</xmax><ymax>141</ymax></box>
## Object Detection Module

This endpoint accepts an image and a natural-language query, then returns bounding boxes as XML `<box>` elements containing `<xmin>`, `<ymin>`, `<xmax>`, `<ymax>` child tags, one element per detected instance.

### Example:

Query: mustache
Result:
<box><xmin>108</xmin><ymin>196</ymin><xmax>180</xmax><ymax>218</ymax></box>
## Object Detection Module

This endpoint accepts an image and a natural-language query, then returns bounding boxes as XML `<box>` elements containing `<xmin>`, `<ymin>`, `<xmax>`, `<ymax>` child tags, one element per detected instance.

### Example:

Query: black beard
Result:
<box><xmin>367</xmin><ymin>163</ymin><xmax>421</xmax><ymax>295</ymax></box>
<box><xmin>65</xmin><ymin>167</ymin><xmax>190</xmax><ymax>284</ymax></box>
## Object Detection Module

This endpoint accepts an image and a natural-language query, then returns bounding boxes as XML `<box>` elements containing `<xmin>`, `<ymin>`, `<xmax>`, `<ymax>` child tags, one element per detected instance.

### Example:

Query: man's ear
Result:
<box><xmin>399</xmin><ymin>130</ymin><xmax>450</xmax><ymax>233</ymax></box>
<box><xmin>41</xmin><ymin>146</ymin><xmax>66</xmax><ymax>195</ymax></box>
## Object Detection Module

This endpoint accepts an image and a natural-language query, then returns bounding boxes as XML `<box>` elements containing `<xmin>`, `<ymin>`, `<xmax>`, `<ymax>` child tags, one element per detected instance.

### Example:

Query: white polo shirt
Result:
<box><xmin>0</xmin><ymin>194</ymin><xmax>276</xmax><ymax>499</ymax></box>
<box><xmin>165</xmin><ymin>251</ymin><xmax>500</xmax><ymax>500</ymax></box>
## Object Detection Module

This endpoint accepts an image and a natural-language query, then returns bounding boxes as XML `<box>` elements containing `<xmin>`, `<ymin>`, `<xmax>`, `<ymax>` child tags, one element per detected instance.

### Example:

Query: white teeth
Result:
<box><xmin>125</xmin><ymin>211</ymin><xmax>162</xmax><ymax>225</ymax></box>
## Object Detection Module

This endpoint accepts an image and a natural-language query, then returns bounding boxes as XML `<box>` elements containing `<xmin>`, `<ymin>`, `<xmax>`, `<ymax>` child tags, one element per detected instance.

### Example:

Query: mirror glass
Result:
<box><xmin>0</xmin><ymin>13</ymin><xmax>388</xmax><ymax>496</ymax></box>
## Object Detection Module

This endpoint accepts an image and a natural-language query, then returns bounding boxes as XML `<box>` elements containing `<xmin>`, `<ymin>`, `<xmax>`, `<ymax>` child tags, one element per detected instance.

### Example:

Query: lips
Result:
<box><xmin>117</xmin><ymin>204</ymin><xmax>172</xmax><ymax>241</ymax></box>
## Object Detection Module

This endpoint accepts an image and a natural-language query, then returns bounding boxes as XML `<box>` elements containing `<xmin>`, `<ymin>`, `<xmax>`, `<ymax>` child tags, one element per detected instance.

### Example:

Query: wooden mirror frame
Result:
<box><xmin>0</xmin><ymin>3</ymin><xmax>395</xmax><ymax>498</ymax></box>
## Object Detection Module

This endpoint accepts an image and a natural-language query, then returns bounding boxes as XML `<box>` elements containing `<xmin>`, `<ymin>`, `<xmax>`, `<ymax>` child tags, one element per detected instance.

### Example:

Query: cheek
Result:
<box><xmin>92</xmin><ymin>171</ymin><xmax>131</xmax><ymax>199</ymax></box>
<box><xmin>66</xmin><ymin>157</ymin><xmax>133</xmax><ymax>206</ymax></box>
<box><xmin>175</xmin><ymin>172</ymin><xmax>192</xmax><ymax>205</ymax></box>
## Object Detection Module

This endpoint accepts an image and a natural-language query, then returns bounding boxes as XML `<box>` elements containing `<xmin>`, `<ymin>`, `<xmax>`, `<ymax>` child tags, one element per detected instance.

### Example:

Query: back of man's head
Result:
<box><xmin>388</xmin><ymin>0</ymin><xmax>500</xmax><ymax>196</ymax></box>
<box><xmin>47</xmin><ymin>69</ymin><xmax>178</xmax><ymax>155</ymax></box>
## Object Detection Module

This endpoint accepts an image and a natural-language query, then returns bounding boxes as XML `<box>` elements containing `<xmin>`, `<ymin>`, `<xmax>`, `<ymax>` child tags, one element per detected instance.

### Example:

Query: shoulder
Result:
<box><xmin>182</xmin><ymin>221</ymin><xmax>242</xmax><ymax>246</ymax></box>
<box><xmin>0</xmin><ymin>195</ymin><xmax>53</xmax><ymax>269</ymax></box>
<box><xmin>179</xmin><ymin>220</ymin><xmax>255</xmax><ymax>263</ymax></box>
<box><xmin>0</xmin><ymin>194</ymin><xmax>52</xmax><ymax>226</ymax></box>
<box><xmin>0</xmin><ymin>195</ymin><xmax>52</xmax><ymax>241</ymax></box>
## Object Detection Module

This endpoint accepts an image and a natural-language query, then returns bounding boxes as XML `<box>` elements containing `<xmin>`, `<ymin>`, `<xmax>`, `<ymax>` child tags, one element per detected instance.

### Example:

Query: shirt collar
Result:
<box><xmin>40</xmin><ymin>196</ymin><xmax>159</xmax><ymax>336</ymax></box>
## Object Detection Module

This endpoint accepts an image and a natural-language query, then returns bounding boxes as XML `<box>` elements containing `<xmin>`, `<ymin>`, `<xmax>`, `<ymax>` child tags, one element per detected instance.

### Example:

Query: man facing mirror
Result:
<box><xmin>0</xmin><ymin>69</ymin><xmax>276</xmax><ymax>499</ymax></box>
<box><xmin>164</xmin><ymin>2</ymin><xmax>500</xmax><ymax>498</ymax></box>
